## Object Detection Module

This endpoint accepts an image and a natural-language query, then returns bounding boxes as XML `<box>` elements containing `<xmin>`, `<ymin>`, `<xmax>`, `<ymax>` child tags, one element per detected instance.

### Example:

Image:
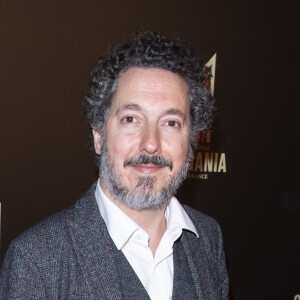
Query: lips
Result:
<box><xmin>130</xmin><ymin>164</ymin><xmax>164</xmax><ymax>174</ymax></box>
<box><xmin>123</xmin><ymin>155</ymin><xmax>173</xmax><ymax>171</ymax></box>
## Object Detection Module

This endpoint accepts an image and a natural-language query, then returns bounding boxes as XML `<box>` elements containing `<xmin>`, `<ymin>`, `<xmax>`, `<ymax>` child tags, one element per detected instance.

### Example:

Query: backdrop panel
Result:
<box><xmin>0</xmin><ymin>1</ymin><xmax>299</xmax><ymax>299</ymax></box>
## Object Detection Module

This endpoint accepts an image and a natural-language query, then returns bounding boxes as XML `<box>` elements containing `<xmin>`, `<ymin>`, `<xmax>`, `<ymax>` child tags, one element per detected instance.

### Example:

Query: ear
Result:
<box><xmin>92</xmin><ymin>129</ymin><xmax>101</xmax><ymax>155</ymax></box>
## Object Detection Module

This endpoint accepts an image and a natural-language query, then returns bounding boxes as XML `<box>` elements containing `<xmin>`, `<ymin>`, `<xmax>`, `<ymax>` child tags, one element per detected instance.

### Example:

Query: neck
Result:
<box><xmin>114</xmin><ymin>197</ymin><xmax>168</xmax><ymax>256</ymax></box>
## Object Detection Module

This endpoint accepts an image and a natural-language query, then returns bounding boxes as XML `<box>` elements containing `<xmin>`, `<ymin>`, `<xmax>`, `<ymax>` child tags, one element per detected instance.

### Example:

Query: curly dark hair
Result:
<box><xmin>83</xmin><ymin>31</ymin><xmax>215</xmax><ymax>161</ymax></box>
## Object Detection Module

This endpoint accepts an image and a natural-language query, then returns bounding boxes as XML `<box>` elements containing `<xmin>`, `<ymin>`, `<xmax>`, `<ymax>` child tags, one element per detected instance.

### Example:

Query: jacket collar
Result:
<box><xmin>67</xmin><ymin>182</ymin><xmax>123</xmax><ymax>300</ymax></box>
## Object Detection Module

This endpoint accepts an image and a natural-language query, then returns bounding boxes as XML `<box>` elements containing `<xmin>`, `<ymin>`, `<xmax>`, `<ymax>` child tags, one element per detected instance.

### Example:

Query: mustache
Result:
<box><xmin>123</xmin><ymin>155</ymin><xmax>173</xmax><ymax>171</ymax></box>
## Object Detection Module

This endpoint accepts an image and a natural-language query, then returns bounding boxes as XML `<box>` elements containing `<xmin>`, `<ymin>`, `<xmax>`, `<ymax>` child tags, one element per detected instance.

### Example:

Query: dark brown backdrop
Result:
<box><xmin>0</xmin><ymin>1</ymin><xmax>299</xmax><ymax>299</ymax></box>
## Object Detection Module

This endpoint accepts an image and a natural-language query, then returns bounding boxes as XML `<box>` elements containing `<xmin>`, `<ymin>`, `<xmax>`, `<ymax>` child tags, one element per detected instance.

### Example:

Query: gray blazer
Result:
<box><xmin>0</xmin><ymin>183</ymin><xmax>229</xmax><ymax>299</ymax></box>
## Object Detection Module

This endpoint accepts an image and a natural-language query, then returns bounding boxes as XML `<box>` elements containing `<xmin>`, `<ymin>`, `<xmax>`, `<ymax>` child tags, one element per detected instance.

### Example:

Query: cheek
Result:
<box><xmin>106</xmin><ymin>134</ymin><xmax>136</xmax><ymax>164</ymax></box>
<box><xmin>165</xmin><ymin>138</ymin><xmax>189</xmax><ymax>167</ymax></box>
<box><xmin>175</xmin><ymin>145</ymin><xmax>189</xmax><ymax>165</ymax></box>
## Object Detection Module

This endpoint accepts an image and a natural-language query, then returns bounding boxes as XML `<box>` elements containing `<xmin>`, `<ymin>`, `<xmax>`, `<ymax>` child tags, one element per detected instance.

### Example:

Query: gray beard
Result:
<box><xmin>99</xmin><ymin>139</ymin><xmax>192</xmax><ymax>211</ymax></box>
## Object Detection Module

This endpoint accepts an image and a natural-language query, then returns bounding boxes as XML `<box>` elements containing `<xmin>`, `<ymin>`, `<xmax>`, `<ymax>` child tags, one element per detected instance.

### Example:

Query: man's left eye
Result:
<box><xmin>167</xmin><ymin>120</ymin><xmax>179</xmax><ymax>127</ymax></box>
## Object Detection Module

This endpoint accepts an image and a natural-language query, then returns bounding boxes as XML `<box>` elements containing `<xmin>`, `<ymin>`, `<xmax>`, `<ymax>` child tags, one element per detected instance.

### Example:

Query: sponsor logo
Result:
<box><xmin>188</xmin><ymin>53</ymin><xmax>227</xmax><ymax>180</ymax></box>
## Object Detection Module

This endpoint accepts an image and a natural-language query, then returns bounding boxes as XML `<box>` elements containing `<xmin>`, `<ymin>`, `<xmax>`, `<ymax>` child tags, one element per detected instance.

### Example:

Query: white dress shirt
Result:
<box><xmin>95</xmin><ymin>179</ymin><xmax>198</xmax><ymax>300</ymax></box>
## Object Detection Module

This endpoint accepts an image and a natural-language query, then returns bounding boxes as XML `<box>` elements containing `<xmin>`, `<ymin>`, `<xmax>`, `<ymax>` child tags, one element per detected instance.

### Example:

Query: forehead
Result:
<box><xmin>111</xmin><ymin>67</ymin><xmax>189</xmax><ymax>111</ymax></box>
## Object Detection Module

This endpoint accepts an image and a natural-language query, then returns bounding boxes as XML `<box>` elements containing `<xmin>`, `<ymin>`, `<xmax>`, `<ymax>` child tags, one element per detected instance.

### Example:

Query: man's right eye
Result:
<box><xmin>122</xmin><ymin>116</ymin><xmax>135</xmax><ymax>123</ymax></box>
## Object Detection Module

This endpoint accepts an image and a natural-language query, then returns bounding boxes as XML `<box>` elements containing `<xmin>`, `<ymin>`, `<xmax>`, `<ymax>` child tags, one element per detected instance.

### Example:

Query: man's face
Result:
<box><xmin>94</xmin><ymin>67</ymin><xmax>191</xmax><ymax>210</ymax></box>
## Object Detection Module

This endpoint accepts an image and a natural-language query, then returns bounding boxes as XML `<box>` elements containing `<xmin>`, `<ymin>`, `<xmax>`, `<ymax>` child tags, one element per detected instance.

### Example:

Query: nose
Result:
<box><xmin>139</xmin><ymin>123</ymin><xmax>161</xmax><ymax>155</ymax></box>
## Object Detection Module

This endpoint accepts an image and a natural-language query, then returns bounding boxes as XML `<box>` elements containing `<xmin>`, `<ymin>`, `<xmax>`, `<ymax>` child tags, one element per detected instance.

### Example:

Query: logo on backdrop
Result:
<box><xmin>188</xmin><ymin>53</ymin><xmax>227</xmax><ymax>180</ymax></box>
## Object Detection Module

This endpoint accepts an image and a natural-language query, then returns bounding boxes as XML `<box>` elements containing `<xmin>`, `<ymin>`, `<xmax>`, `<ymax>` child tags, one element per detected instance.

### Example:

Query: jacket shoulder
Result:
<box><xmin>8</xmin><ymin>205</ymin><xmax>75</xmax><ymax>256</ymax></box>
<box><xmin>11</xmin><ymin>183</ymin><xmax>97</xmax><ymax>249</ymax></box>
<box><xmin>0</xmin><ymin>184</ymin><xmax>98</xmax><ymax>299</ymax></box>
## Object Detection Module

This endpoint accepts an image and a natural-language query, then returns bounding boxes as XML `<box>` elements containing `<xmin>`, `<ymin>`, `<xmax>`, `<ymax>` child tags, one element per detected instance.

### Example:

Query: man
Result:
<box><xmin>0</xmin><ymin>31</ymin><xmax>228</xmax><ymax>299</ymax></box>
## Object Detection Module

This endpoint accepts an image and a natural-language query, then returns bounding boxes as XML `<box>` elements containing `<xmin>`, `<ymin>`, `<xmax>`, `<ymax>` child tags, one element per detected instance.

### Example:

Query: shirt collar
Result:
<box><xmin>95</xmin><ymin>179</ymin><xmax>199</xmax><ymax>250</ymax></box>
<box><xmin>165</xmin><ymin>196</ymin><xmax>199</xmax><ymax>241</ymax></box>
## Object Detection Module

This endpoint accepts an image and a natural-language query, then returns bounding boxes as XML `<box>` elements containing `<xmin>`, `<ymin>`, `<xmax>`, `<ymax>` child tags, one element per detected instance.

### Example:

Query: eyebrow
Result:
<box><xmin>164</xmin><ymin>108</ymin><xmax>185</xmax><ymax>118</ymax></box>
<box><xmin>115</xmin><ymin>104</ymin><xmax>186</xmax><ymax>120</ymax></box>
<box><xmin>115</xmin><ymin>104</ymin><xmax>142</xmax><ymax>116</ymax></box>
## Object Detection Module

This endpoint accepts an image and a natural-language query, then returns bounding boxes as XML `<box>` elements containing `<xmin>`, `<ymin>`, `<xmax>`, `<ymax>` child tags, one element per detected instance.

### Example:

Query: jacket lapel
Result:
<box><xmin>181</xmin><ymin>228</ymin><xmax>222</xmax><ymax>300</ymax></box>
<box><xmin>68</xmin><ymin>183</ymin><xmax>123</xmax><ymax>300</ymax></box>
<box><xmin>181</xmin><ymin>231</ymin><xmax>208</xmax><ymax>300</ymax></box>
